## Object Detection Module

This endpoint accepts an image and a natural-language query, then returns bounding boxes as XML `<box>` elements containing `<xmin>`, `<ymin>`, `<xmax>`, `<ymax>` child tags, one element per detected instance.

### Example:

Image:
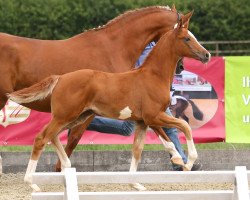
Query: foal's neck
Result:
<box><xmin>142</xmin><ymin>35</ymin><xmax>179</xmax><ymax>84</ymax></box>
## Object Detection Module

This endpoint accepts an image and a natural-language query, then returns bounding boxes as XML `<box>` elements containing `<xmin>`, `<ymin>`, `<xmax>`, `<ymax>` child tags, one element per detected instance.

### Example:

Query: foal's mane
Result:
<box><xmin>85</xmin><ymin>6</ymin><xmax>172</xmax><ymax>32</ymax></box>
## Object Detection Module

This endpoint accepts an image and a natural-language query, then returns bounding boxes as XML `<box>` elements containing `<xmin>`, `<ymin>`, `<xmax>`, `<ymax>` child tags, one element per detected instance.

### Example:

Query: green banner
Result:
<box><xmin>225</xmin><ymin>56</ymin><xmax>250</xmax><ymax>143</ymax></box>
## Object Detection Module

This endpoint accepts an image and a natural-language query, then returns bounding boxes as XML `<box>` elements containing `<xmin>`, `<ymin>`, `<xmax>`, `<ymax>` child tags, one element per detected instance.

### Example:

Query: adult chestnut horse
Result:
<box><xmin>0</xmin><ymin>5</ymin><xmax>183</xmax><ymax>171</ymax></box>
<box><xmin>0</xmin><ymin>5</ymin><xmax>181</xmax><ymax>110</ymax></box>
<box><xmin>8</xmin><ymin>11</ymin><xmax>211</xmax><ymax>191</ymax></box>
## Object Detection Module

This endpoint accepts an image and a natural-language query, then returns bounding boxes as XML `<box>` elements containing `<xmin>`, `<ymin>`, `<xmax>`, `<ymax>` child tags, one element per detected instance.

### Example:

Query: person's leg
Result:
<box><xmin>87</xmin><ymin>116</ymin><xmax>135</xmax><ymax>136</ymax></box>
<box><xmin>163</xmin><ymin>108</ymin><xmax>187</xmax><ymax>170</ymax></box>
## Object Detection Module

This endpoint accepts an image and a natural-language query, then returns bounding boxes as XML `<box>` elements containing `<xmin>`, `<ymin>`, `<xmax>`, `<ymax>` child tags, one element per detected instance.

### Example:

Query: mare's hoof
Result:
<box><xmin>131</xmin><ymin>183</ymin><xmax>147</xmax><ymax>191</ymax></box>
<box><xmin>55</xmin><ymin>162</ymin><xmax>62</xmax><ymax>172</ymax></box>
<box><xmin>55</xmin><ymin>166</ymin><xmax>62</xmax><ymax>172</ymax></box>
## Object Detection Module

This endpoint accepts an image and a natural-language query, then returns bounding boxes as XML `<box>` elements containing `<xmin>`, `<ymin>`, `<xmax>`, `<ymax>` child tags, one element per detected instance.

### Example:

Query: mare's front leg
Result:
<box><xmin>150</xmin><ymin>126</ymin><xmax>184</xmax><ymax>167</ymax></box>
<box><xmin>149</xmin><ymin>112</ymin><xmax>197</xmax><ymax>171</ymax></box>
<box><xmin>24</xmin><ymin>119</ymin><xmax>64</xmax><ymax>191</ymax></box>
<box><xmin>130</xmin><ymin>121</ymin><xmax>147</xmax><ymax>191</ymax></box>
<box><xmin>55</xmin><ymin>115</ymin><xmax>95</xmax><ymax>172</ymax></box>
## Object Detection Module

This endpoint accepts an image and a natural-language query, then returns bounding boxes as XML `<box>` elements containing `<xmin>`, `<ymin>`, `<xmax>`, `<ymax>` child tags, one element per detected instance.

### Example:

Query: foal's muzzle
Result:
<box><xmin>199</xmin><ymin>52</ymin><xmax>211</xmax><ymax>64</ymax></box>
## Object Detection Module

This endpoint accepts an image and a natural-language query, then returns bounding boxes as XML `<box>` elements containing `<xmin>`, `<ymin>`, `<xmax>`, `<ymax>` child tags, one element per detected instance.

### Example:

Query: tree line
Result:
<box><xmin>0</xmin><ymin>0</ymin><xmax>249</xmax><ymax>42</ymax></box>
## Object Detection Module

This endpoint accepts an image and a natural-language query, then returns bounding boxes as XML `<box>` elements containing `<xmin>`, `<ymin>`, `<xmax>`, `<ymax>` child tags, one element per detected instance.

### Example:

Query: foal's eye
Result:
<box><xmin>184</xmin><ymin>37</ymin><xmax>191</xmax><ymax>42</ymax></box>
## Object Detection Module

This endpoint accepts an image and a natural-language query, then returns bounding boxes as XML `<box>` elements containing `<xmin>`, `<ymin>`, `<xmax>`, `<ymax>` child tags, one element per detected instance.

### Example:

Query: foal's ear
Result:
<box><xmin>182</xmin><ymin>10</ymin><xmax>194</xmax><ymax>29</ymax></box>
<box><xmin>177</xmin><ymin>10</ymin><xmax>194</xmax><ymax>29</ymax></box>
<box><xmin>171</xmin><ymin>4</ymin><xmax>177</xmax><ymax>12</ymax></box>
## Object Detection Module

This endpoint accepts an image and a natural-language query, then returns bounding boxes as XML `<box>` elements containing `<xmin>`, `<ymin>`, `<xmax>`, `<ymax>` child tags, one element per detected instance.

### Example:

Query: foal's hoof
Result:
<box><xmin>131</xmin><ymin>183</ymin><xmax>147</xmax><ymax>191</ymax></box>
<box><xmin>182</xmin><ymin>164</ymin><xmax>192</xmax><ymax>171</ymax></box>
<box><xmin>171</xmin><ymin>157</ymin><xmax>185</xmax><ymax>166</ymax></box>
<box><xmin>30</xmin><ymin>184</ymin><xmax>41</xmax><ymax>192</ymax></box>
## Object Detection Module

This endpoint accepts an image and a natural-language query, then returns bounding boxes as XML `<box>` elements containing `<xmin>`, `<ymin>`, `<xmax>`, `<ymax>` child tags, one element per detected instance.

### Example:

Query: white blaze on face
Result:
<box><xmin>188</xmin><ymin>30</ymin><xmax>211</xmax><ymax>61</ymax></box>
<box><xmin>188</xmin><ymin>31</ymin><xmax>206</xmax><ymax>49</ymax></box>
<box><xmin>119</xmin><ymin>106</ymin><xmax>132</xmax><ymax>119</ymax></box>
<box><xmin>188</xmin><ymin>30</ymin><xmax>199</xmax><ymax>43</ymax></box>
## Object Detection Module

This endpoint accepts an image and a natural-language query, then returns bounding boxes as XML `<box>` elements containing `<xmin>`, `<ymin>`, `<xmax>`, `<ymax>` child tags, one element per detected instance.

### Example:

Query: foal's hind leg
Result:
<box><xmin>149</xmin><ymin>112</ymin><xmax>197</xmax><ymax>171</ymax></box>
<box><xmin>55</xmin><ymin>114</ymin><xmax>95</xmax><ymax>172</ymax></box>
<box><xmin>129</xmin><ymin>121</ymin><xmax>147</xmax><ymax>191</ymax></box>
<box><xmin>151</xmin><ymin>126</ymin><xmax>184</xmax><ymax>166</ymax></box>
<box><xmin>51</xmin><ymin>136</ymin><xmax>71</xmax><ymax>172</ymax></box>
<box><xmin>24</xmin><ymin>118</ymin><xmax>64</xmax><ymax>191</ymax></box>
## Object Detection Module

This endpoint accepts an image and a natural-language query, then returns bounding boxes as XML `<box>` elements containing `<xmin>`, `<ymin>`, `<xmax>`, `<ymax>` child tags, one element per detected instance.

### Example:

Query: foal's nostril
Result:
<box><xmin>205</xmin><ymin>53</ymin><xmax>210</xmax><ymax>58</ymax></box>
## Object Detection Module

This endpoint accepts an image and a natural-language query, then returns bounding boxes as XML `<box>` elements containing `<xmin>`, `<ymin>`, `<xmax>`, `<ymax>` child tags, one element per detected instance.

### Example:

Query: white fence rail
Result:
<box><xmin>32</xmin><ymin>166</ymin><xmax>250</xmax><ymax>200</ymax></box>
<box><xmin>200</xmin><ymin>40</ymin><xmax>250</xmax><ymax>56</ymax></box>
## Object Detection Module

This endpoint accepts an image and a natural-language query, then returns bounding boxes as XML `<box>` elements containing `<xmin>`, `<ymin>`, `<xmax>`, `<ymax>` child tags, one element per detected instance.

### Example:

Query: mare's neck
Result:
<box><xmin>88</xmin><ymin>8</ymin><xmax>178</xmax><ymax>67</ymax></box>
<box><xmin>142</xmin><ymin>34</ymin><xmax>179</xmax><ymax>85</ymax></box>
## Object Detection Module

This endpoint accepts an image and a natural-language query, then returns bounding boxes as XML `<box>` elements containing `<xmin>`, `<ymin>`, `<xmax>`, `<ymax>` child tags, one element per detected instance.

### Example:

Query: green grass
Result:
<box><xmin>1</xmin><ymin>143</ymin><xmax>250</xmax><ymax>152</ymax></box>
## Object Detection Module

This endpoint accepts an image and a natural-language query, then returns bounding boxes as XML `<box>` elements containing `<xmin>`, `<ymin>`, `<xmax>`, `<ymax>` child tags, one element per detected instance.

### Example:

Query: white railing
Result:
<box><xmin>200</xmin><ymin>40</ymin><xmax>250</xmax><ymax>56</ymax></box>
<box><xmin>31</xmin><ymin>166</ymin><xmax>250</xmax><ymax>200</ymax></box>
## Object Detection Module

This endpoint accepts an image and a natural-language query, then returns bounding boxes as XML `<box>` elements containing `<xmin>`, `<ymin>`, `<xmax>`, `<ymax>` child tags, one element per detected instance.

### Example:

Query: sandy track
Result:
<box><xmin>0</xmin><ymin>173</ymin><xmax>234</xmax><ymax>200</ymax></box>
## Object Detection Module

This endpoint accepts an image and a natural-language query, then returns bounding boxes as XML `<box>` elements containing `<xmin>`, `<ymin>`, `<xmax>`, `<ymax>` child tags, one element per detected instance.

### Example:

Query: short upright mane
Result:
<box><xmin>86</xmin><ymin>6</ymin><xmax>172</xmax><ymax>32</ymax></box>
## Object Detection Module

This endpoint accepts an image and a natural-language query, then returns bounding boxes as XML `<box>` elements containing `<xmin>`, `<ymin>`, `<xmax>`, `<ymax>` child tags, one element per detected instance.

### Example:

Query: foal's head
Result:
<box><xmin>171</xmin><ymin>11</ymin><xmax>211</xmax><ymax>64</ymax></box>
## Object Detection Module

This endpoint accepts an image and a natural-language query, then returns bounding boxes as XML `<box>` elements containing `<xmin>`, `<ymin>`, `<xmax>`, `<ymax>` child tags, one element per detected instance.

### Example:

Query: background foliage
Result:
<box><xmin>0</xmin><ymin>0</ymin><xmax>249</xmax><ymax>41</ymax></box>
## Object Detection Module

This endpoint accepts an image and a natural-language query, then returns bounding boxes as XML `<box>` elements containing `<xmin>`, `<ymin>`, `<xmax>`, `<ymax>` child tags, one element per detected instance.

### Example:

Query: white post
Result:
<box><xmin>233</xmin><ymin>166</ymin><xmax>249</xmax><ymax>200</ymax></box>
<box><xmin>64</xmin><ymin>168</ymin><xmax>79</xmax><ymax>200</ymax></box>
<box><xmin>0</xmin><ymin>155</ymin><xmax>2</xmax><ymax>175</ymax></box>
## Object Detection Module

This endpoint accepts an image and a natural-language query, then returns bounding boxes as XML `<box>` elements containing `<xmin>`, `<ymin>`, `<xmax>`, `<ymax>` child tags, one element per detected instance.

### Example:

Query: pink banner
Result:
<box><xmin>180</xmin><ymin>57</ymin><xmax>225</xmax><ymax>143</ymax></box>
<box><xmin>0</xmin><ymin>57</ymin><xmax>225</xmax><ymax>145</ymax></box>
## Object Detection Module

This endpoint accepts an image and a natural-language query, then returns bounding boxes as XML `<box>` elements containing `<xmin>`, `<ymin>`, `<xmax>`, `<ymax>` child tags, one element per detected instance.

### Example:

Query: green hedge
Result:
<box><xmin>0</xmin><ymin>0</ymin><xmax>249</xmax><ymax>40</ymax></box>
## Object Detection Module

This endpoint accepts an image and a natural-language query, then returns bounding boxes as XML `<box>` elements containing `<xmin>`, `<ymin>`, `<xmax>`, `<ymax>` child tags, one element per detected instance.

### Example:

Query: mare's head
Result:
<box><xmin>170</xmin><ymin>11</ymin><xmax>211</xmax><ymax>63</ymax></box>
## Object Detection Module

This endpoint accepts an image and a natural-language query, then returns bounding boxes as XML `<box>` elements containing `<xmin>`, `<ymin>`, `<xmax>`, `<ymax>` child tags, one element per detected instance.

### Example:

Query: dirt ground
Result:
<box><xmin>0</xmin><ymin>172</ymin><xmax>234</xmax><ymax>200</ymax></box>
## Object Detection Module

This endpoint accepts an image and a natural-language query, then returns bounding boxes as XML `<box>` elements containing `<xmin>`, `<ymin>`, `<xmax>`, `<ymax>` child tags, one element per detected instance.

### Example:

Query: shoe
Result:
<box><xmin>191</xmin><ymin>162</ymin><xmax>203</xmax><ymax>171</ymax></box>
<box><xmin>172</xmin><ymin>162</ymin><xmax>203</xmax><ymax>171</ymax></box>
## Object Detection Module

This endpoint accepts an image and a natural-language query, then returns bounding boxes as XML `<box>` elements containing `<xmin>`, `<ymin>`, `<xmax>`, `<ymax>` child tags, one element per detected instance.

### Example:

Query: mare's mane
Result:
<box><xmin>85</xmin><ymin>6</ymin><xmax>172</xmax><ymax>32</ymax></box>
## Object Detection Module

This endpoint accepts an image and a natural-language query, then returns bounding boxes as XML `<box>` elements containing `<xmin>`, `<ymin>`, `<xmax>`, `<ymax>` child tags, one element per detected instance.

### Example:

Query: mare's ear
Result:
<box><xmin>181</xmin><ymin>10</ymin><xmax>194</xmax><ymax>29</ymax></box>
<box><xmin>176</xmin><ymin>16</ymin><xmax>184</xmax><ymax>30</ymax></box>
<box><xmin>171</xmin><ymin>4</ymin><xmax>177</xmax><ymax>12</ymax></box>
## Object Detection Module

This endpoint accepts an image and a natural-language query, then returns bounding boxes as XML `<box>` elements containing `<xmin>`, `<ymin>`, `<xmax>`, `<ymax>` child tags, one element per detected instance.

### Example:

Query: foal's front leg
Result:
<box><xmin>149</xmin><ymin>112</ymin><xmax>197</xmax><ymax>171</ymax></box>
<box><xmin>129</xmin><ymin>121</ymin><xmax>147</xmax><ymax>191</ymax></box>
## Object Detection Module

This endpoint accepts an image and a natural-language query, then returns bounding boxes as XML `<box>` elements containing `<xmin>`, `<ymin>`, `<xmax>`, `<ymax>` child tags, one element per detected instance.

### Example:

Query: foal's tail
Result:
<box><xmin>7</xmin><ymin>75</ymin><xmax>60</xmax><ymax>104</ymax></box>
<box><xmin>188</xmin><ymin>99</ymin><xmax>204</xmax><ymax>121</ymax></box>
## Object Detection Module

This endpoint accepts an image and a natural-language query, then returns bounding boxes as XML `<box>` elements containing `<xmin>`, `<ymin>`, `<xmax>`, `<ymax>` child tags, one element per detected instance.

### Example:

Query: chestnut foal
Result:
<box><xmin>8</xmin><ymin>11</ymin><xmax>210</xmax><ymax>191</ymax></box>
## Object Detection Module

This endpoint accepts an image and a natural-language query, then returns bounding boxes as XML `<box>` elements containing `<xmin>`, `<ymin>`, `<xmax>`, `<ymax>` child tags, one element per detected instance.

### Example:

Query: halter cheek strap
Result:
<box><xmin>177</xmin><ymin>12</ymin><xmax>181</xmax><ymax>22</ymax></box>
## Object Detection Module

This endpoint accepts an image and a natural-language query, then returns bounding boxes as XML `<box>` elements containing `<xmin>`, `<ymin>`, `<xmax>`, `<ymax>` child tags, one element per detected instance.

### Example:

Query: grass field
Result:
<box><xmin>1</xmin><ymin>142</ymin><xmax>250</xmax><ymax>152</ymax></box>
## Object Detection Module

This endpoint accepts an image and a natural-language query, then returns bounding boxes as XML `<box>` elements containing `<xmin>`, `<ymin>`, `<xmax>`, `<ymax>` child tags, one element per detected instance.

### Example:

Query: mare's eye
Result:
<box><xmin>184</xmin><ymin>37</ymin><xmax>190</xmax><ymax>42</ymax></box>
